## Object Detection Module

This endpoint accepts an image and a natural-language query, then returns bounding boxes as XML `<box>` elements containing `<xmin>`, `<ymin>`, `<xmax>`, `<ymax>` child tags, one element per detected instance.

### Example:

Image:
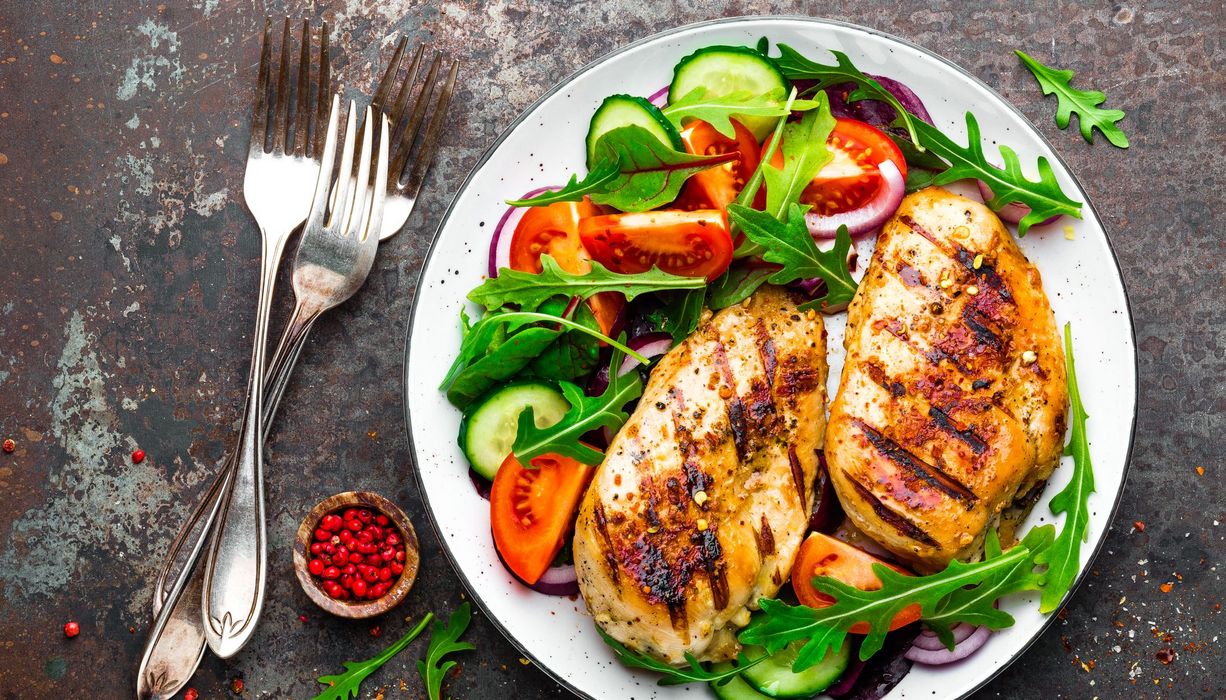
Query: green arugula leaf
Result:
<box><xmin>1034</xmin><ymin>323</ymin><xmax>1096</xmax><ymax>612</ymax></box>
<box><xmin>313</xmin><ymin>615</ymin><xmax>433</xmax><ymax>700</ymax></box>
<box><xmin>773</xmin><ymin>44</ymin><xmax>923</xmax><ymax>149</ymax></box>
<box><xmin>597</xmin><ymin>627</ymin><xmax>769</xmax><ymax>687</ymax></box>
<box><xmin>1015</xmin><ymin>50</ymin><xmax>1128</xmax><ymax>148</ymax></box>
<box><xmin>469</xmin><ymin>255</ymin><xmax>706</xmax><ymax>313</ymax></box>
<box><xmin>662</xmin><ymin>288</ymin><xmax>705</xmax><ymax>344</ymax></box>
<box><xmin>662</xmin><ymin>87</ymin><xmax>820</xmax><ymax>139</ymax></box>
<box><xmin>513</xmin><ymin>346</ymin><xmax>643</xmax><ymax>465</ymax></box>
<box><xmin>590</xmin><ymin>125</ymin><xmax>740</xmax><ymax>212</ymax></box>
<box><xmin>728</xmin><ymin>203</ymin><xmax>858</xmax><ymax>312</ymax></box>
<box><xmin>417</xmin><ymin>604</ymin><xmax>474</xmax><ymax>700</ymax></box>
<box><xmin>529</xmin><ymin>299</ymin><xmax>603</xmax><ymax>381</ymax></box>
<box><xmin>740</xmin><ymin>543</ymin><xmax>1034</xmax><ymax>665</ymax></box>
<box><xmin>911</xmin><ymin>112</ymin><xmax>1083</xmax><ymax>236</ymax></box>
<box><xmin>761</xmin><ymin>93</ymin><xmax>836</xmax><ymax>221</ymax></box>
<box><xmin>504</xmin><ymin>160</ymin><xmax>621</xmax><ymax>206</ymax></box>
<box><xmin>707</xmin><ymin>264</ymin><xmax>777</xmax><ymax>310</ymax></box>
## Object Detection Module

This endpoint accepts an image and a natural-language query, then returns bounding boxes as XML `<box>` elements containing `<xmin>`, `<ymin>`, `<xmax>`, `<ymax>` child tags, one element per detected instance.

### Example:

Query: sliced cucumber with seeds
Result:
<box><xmin>668</xmin><ymin>46</ymin><xmax>790</xmax><ymax>140</ymax></box>
<box><xmin>709</xmin><ymin>662</ymin><xmax>772</xmax><ymax>700</ymax></box>
<box><xmin>738</xmin><ymin>641</ymin><xmax>851</xmax><ymax>698</ymax></box>
<box><xmin>586</xmin><ymin>94</ymin><xmax>684</xmax><ymax>168</ymax></box>
<box><xmin>459</xmin><ymin>381</ymin><xmax>569</xmax><ymax>480</ymax></box>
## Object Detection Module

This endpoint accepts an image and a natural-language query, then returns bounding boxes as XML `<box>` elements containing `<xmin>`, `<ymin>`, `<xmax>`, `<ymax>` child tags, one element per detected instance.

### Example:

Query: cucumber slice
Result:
<box><xmin>738</xmin><ymin>642</ymin><xmax>851</xmax><ymax>698</ymax></box>
<box><xmin>459</xmin><ymin>381</ymin><xmax>569</xmax><ymax>480</ymax></box>
<box><xmin>586</xmin><ymin>94</ymin><xmax>684</xmax><ymax>169</ymax></box>
<box><xmin>668</xmin><ymin>46</ymin><xmax>789</xmax><ymax>140</ymax></box>
<box><xmin>709</xmin><ymin>663</ymin><xmax>772</xmax><ymax>700</ymax></box>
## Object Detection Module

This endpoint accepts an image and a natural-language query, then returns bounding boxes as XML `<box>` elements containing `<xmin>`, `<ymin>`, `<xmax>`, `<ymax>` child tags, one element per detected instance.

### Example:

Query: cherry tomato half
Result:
<box><xmin>509</xmin><ymin>199</ymin><xmax>624</xmax><ymax>335</ymax></box>
<box><xmin>764</xmin><ymin>117</ymin><xmax>907</xmax><ymax>217</ymax></box>
<box><xmin>490</xmin><ymin>452</ymin><xmax>593</xmax><ymax>585</ymax></box>
<box><xmin>791</xmin><ymin>532</ymin><xmax>921</xmax><ymax>634</ymax></box>
<box><xmin>675</xmin><ymin>119</ymin><xmax>761</xmax><ymax>212</ymax></box>
<box><xmin>578</xmin><ymin>209</ymin><xmax>732</xmax><ymax>281</ymax></box>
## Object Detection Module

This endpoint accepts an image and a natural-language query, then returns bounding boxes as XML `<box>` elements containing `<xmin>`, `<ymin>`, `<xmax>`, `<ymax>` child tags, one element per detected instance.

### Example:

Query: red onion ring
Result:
<box><xmin>617</xmin><ymin>332</ymin><xmax>673</xmax><ymax>375</ymax></box>
<box><xmin>909</xmin><ymin>623</ymin><xmax>977</xmax><ymax>651</ymax></box>
<box><xmin>904</xmin><ymin>625</ymin><xmax>991</xmax><ymax>665</ymax></box>
<box><xmin>488</xmin><ymin>186</ymin><xmax>556</xmax><ymax>278</ymax></box>
<box><xmin>529</xmin><ymin>563</ymin><xmax>580</xmax><ymax>597</ymax></box>
<box><xmin>977</xmin><ymin>179</ymin><xmax>1061</xmax><ymax>228</ymax></box>
<box><xmin>646</xmin><ymin>85</ymin><xmax>669</xmax><ymax>107</ymax></box>
<box><xmin>805</xmin><ymin>160</ymin><xmax>906</xmax><ymax>239</ymax></box>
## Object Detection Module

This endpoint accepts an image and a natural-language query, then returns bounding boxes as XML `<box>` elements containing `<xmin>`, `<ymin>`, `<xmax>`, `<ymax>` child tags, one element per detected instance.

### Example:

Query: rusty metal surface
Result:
<box><xmin>0</xmin><ymin>1</ymin><xmax>1222</xmax><ymax>697</ymax></box>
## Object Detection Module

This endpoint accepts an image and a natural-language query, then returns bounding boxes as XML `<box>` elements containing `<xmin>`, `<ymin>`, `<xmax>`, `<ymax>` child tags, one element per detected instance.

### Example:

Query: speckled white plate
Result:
<box><xmin>404</xmin><ymin>16</ymin><xmax>1136</xmax><ymax>700</ymax></box>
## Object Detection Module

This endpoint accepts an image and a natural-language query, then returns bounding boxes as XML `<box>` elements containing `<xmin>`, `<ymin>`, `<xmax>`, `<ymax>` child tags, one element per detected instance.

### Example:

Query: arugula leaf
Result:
<box><xmin>590</xmin><ymin>125</ymin><xmax>740</xmax><ymax>211</ymax></box>
<box><xmin>597</xmin><ymin>628</ymin><xmax>768</xmax><ymax>687</ymax></box>
<box><xmin>529</xmin><ymin>299</ymin><xmax>602</xmax><ymax>381</ymax></box>
<box><xmin>761</xmin><ymin>92</ymin><xmax>836</xmax><ymax>221</ymax></box>
<box><xmin>662</xmin><ymin>87</ymin><xmax>820</xmax><ymax>139</ymax></box>
<box><xmin>1015</xmin><ymin>50</ymin><xmax>1128</xmax><ymax>148</ymax></box>
<box><xmin>1034</xmin><ymin>323</ymin><xmax>1096</xmax><ymax>612</ymax></box>
<box><xmin>417</xmin><ymin>604</ymin><xmax>474</xmax><ymax>700</ymax></box>
<box><xmin>911</xmin><ymin>112</ymin><xmax>1083</xmax><ymax>236</ymax></box>
<box><xmin>708</xmin><ymin>264</ymin><xmax>777</xmax><ymax>310</ymax></box>
<box><xmin>662</xmin><ymin>288</ymin><xmax>705</xmax><ymax>344</ymax></box>
<box><xmin>469</xmin><ymin>255</ymin><xmax>705</xmax><ymax>314</ymax></box>
<box><xmin>728</xmin><ymin>203</ymin><xmax>858</xmax><ymax>312</ymax></box>
<box><xmin>313</xmin><ymin>614</ymin><xmax>433</xmax><ymax>700</ymax></box>
<box><xmin>513</xmin><ymin>346</ymin><xmax>642</xmax><ymax>465</ymax></box>
<box><xmin>773</xmin><ymin>44</ymin><xmax>923</xmax><ymax>149</ymax></box>
<box><xmin>741</xmin><ymin>543</ymin><xmax>1034</xmax><ymax>665</ymax></box>
<box><xmin>504</xmin><ymin>160</ymin><xmax>620</xmax><ymax>206</ymax></box>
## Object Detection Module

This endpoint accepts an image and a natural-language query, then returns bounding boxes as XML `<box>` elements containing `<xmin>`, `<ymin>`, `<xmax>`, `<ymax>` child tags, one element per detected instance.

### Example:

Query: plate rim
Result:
<box><xmin>401</xmin><ymin>14</ymin><xmax>1138</xmax><ymax>699</ymax></box>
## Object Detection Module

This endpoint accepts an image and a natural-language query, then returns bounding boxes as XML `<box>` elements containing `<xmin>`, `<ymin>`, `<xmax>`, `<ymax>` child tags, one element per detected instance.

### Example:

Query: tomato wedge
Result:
<box><xmin>764</xmin><ymin>117</ymin><xmax>907</xmax><ymax>217</ymax></box>
<box><xmin>578</xmin><ymin>209</ymin><xmax>733</xmax><ymax>281</ymax></box>
<box><xmin>674</xmin><ymin>119</ymin><xmax>760</xmax><ymax>211</ymax></box>
<box><xmin>491</xmin><ymin>452</ymin><xmax>592</xmax><ymax>585</ymax></box>
<box><xmin>791</xmin><ymin>532</ymin><xmax>921</xmax><ymax>634</ymax></box>
<box><xmin>509</xmin><ymin>199</ymin><xmax>623</xmax><ymax>335</ymax></box>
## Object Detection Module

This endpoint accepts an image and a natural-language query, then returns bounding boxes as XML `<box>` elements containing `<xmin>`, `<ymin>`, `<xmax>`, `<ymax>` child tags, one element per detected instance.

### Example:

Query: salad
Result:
<box><xmin>440</xmin><ymin>37</ymin><xmax>1097</xmax><ymax>699</ymax></box>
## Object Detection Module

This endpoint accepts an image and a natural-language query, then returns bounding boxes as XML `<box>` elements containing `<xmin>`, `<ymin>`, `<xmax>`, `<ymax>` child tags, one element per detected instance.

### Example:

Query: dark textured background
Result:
<box><xmin>0</xmin><ymin>1</ymin><xmax>1222</xmax><ymax>698</ymax></box>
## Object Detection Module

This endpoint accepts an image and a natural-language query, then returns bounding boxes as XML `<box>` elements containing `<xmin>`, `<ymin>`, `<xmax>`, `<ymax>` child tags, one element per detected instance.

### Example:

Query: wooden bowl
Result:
<box><xmin>293</xmin><ymin>491</ymin><xmax>420</xmax><ymax>618</ymax></box>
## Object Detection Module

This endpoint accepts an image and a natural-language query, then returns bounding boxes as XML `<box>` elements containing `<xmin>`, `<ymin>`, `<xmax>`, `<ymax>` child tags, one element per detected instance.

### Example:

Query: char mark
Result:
<box><xmin>865</xmin><ymin>362</ymin><xmax>907</xmax><ymax>398</ymax></box>
<box><xmin>849</xmin><ymin>478</ymin><xmax>940</xmax><ymax>547</ymax></box>
<box><xmin>713</xmin><ymin>340</ymin><xmax>750</xmax><ymax>459</ymax></box>
<box><xmin>671</xmin><ymin>401</ymin><xmax>713</xmax><ymax>499</ymax></box>
<box><xmin>955</xmin><ymin>247</ymin><xmax>1013</xmax><ymax>302</ymax></box>
<box><xmin>788</xmin><ymin>445</ymin><xmax>808</xmax><ymax>510</ymax></box>
<box><xmin>855</xmin><ymin>420</ymin><xmax>978</xmax><ymax>506</ymax></box>
<box><xmin>961</xmin><ymin>307</ymin><xmax>1002</xmax><ymax>350</ymax></box>
<box><xmin>755</xmin><ymin>516</ymin><xmax>776</xmax><ymax>558</ymax></box>
<box><xmin>754</xmin><ymin>320</ymin><xmax>778</xmax><ymax>391</ymax></box>
<box><xmin>593</xmin><ymin>503</ymin><xmax>619</xmax><ymax>585</ymax></box>
<box><xmin>928</xmin><ymin>406</ymin><xmax>989</xmax><ymax>455</ymax></box>
<box><xmin>695</xmin><ymin>528</ymin><xmax>730</xmax><ymax>611</ymax></box>
<box><xmin>900</xmin><ymin>214</ymin><xmax>948</xmax><ymax>253</ymax></box>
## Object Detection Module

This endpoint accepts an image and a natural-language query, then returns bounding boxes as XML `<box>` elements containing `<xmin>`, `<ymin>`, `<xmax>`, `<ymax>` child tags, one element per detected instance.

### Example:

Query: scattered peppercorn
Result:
<box><xmin>63</xmin><ymin>621</ymin><xmax>80</xmax><ymax>638</ymax></box>
<box><xmin>2</xmin><ymin>438</ymin><xmax>14</xmax><ymax>453</ymax></box>
<box><xmin>131</xmin><ymin>449</ymin><xmax>145</xmax><ymax>463</ymax></box>
<box><xmin>308</xmin><ymin>506</ymin><xmax>406</xmax><ymax>602</ymax></box>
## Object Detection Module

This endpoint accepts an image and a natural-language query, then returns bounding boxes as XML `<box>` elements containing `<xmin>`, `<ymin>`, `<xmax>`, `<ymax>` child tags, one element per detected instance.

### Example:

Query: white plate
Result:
<box><xmin>404</xmin><ymin>16</ymin><xmax>1136</xmax><ymax>700</ymax></box>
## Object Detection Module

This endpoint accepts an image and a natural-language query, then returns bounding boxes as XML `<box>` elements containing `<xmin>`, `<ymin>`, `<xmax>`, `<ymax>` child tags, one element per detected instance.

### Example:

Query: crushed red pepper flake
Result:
<box><xmin>1160</xmin><ymin>582</ymin><xmax>1174</xmax><ymax>593</ymax></box>
<box><xmin>1133</xmin><ymin>520</ymin><xmax>1145</xmax><ymax>532</ymax></box>
<box><xmin>1155</xmin><ymin>647</ymin><xmax>1176</xmax><ymax>665</ymax></box>
<box><xmin>1196</xmin><ymin>465</ymin><xmax>1205</xmax><ymax>476</ymax></box>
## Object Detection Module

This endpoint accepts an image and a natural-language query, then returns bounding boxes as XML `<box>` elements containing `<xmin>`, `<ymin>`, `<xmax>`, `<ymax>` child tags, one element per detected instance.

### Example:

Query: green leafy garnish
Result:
<box><xmin>505</xmin><ymin>160</ymin><xmax>620</xmax><ymax>206</ymax></box>
<box><xmin>662</xmin><ymin>87</ymin><xmax>819</xmax><ymax>139</ymax></box>
<box><xmin>590</xmin><ymin>124</ymin><xmax>739</xmax><ymax>211</ymax></box>
<box><xmin>661</xmin><ymin>288</ymin><xmax>705</xmax><ymax>344</ymax></box>
<box><xmin>707</xmin><ymin>264</ymin><xmax>777</xmax><ymax>310</ymax></box>
<box><xmin>911</xmin><ymin>112</ymin><xmax>1083</xmax><ymax>235</ymax></box>
<box><xmin>417</xmin><ymin>604</ymin><xmax>474</xmax><ymax>700</ymax></box>
<box><xmin>732</xmin><ymin>87</ymin><xmax>797</xmax><ymax>216</ymax></box>
<box><xmin>1034</xmin><ymin>323</ymin><xmax>1096</xmax><ymax>612</ymax></box>
<box><xmin>468</xmin><ymin>255</ymin><xmax>705</xmax><ymax>313</ymax></box>
<box><xmin>312</xmin><ymin>614</ymin><xmax>433</xmax><ymax>700</ymax></box>
<box><xmin>597</xmin><ymin>628</ymin><xmax>768</xmax><ymax>687</ymax></box>
<box><xmin>761</xmin><ymin>92</ymin><xmax>836</xmax><ymax>221</ymax></box>
<box><xmin>772</xmin><ymin>44</ymin><xmax>923</xmax><ymax>149</ymax></box>
<box><xmin>513</xmin><ymin>346</ymin><xmax>642</xmax><ymax>464</ymax></box>
<box><xmin>1015</xmin><ymin>50</ymin><xmax>1128</xmax><ymax>148</ymax></box>
<box><xmin>727</xmin><ymin>203</ymin><xmax>858</xmax><ymax>312</ymax></box>
<box><xmin>529</xmin><ymin>299</ymin><xmax>603</xmax><ymax>381</ymax></box>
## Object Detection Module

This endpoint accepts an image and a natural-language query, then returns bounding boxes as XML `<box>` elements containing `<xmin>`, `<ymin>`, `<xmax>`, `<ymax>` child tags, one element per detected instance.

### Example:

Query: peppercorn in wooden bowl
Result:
<box><xmin>293</xmin><ymin>491</ymin><xmax>420</xmax><ymax>618</ymax></box>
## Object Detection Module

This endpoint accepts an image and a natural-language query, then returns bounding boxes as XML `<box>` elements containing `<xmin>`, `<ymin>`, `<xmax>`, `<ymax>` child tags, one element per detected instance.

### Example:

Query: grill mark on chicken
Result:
<box><xmin>854</xmin><ymin>419</ymin><xmax>978</xmax><ymax>505</ymax></box>
<box><xmin>712</xmin><ymin>341</ymin><xmax>750</xmax><ymax>459</ymax></box>
<box><xmin>754</xmin><ymin>516</ymin><xmax>776</xmax><ymax>558</ymax></box>
<box><xmin>848</xmin><ymin>478</ymin><xmax>940</xmax><ymax>546</ymax></box>
<box><xmin>754</xmin><ymin>320</ymin><xmax>778</xmax><ymax>390</ymax></box>
<box><xmin>696</xmin><ymin>528</ymin><xmax>730</xmax><ymax>611</ymax></box>
<box><xmin>865</xmin><ymin>362</ymin><xmax>908</xmax><ymax>398</ymax></box>
<box><xmin>928</xmin><ymin>406</ymin><xmax>989</xmax><ymax>455</ymax></box>
<box><xmin>955</xmin><ymin>248</ymin><xmax>1013</xmax><ymax>303</ymax></box>
<box><xmin>669</xmin><ymin>391</ymin><xmax>713</xmax><ymax>500</ymax></box>
<box><xmin>900</xmin><ymin>215</ymin><xmax>950</xmax><ymax>254</ymax></box>
<box><xmin>592</xmin><ymin>503</ymin><xmax>620</xmax><ymax>586</ymax></box>
<box><xmin>961</xmin><ymin>306</ymin><xmax>1003</xmax><ymax>350</ymax></box>
<box><xmin>787</xmin><ymin>445</ymin><xmax>807</xmax><ymax>510</ymax></box>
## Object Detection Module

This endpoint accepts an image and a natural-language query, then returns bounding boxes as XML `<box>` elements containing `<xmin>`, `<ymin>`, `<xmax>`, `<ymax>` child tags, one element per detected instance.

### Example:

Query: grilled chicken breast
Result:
<box><xmin>574</xmin><ymin>286</ymin><xmax>827</xmax><ymax>664</ymax></box>
<box><xmin>827</xmin><ymin>187</ymin><xmax>1067</xmax><ymax>572</ymax></box>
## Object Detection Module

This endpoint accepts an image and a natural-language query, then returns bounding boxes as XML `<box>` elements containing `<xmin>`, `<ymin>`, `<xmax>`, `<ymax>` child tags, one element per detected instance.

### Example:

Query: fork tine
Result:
<box><xmin>345</xmin><ymin>107</ymin><xmax>376</xmax><ymax>237</ymax></box>
<box><xmin>249</xmin><ymin>18</ymin><xmax>273</xmax><ymax>153</ymax></box>
<box><xmin>404</xmin><ymin>60</ymin><xmax>458</xmax><ymax>195</ymax></box>
<box><xmin>370</xmin><ymin>37</ymin><xmax>408</xmax><ymax>117</ymax></box>
<box><xmin>328</xmin><ymin>101</ymin><xmax>359</xmax><ymax>230</ymax></box>
<box><xmin>386</xmin><ymin>43</ymin><xmax>425</xmax><ymax>144</ymax></box>
<box><xmin>365</xmin><ymin>115</ymin><xmax>391</xmax><ymax>241</ymax></box>
<box><xmin>291</xmin><ymin>20</ymin><xmax>311</xmax><ymax>156</ymax></box>
<box><xmin>310</xmin><ymin>22</ymin><xmax>331</xmax><ymax>159</ymax></box>
<box><xmin>271</xmin><ymin>17</ymin><xmax>293</xmax><ymax>153</ymax></box>
<box><xmin>306</xmin><ymin>94</ymin><xmax>342</xmax><ymax>229</ymax></box>
<box><xmin>391</xmin><ymin>53</ymin><xmax>442</xmax><ymax>180</ymax></box>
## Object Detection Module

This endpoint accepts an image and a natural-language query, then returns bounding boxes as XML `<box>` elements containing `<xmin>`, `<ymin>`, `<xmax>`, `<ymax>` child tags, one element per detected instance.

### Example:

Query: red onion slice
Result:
<box><xmin>647</xmin><ymin>85</ymin><xmax>669</xmax><ymax>107</ymax></box>
<box><xmin>904</xmin><ymin>624</ymin><xmax>991</xmax><ymax>665</ymax></box>
<box><xmin>489</xmin><ymin>186</ymin><xmax>557</xmax><ymax>278</ymax></box>
<box><xmin>529</xmin><ymin>563</ymin><xmax>580</xmax><ymax>597</ymax></box>
<box><xmin>617</xmin><ymin>332</ymin><xmax>673</xmax><ymax>375</ymax></box>
<box><xmin>805</xmin><ymin>160</ymin><xmax>906</xmax><ymax>239</ymax></box>
<box><xmin>977</xmin><ymin>179</ymin><xmax>1061</xmax><ymax>228</ymax></box>
<box><xmin>909</xmin><ymin>623</ymin><xmax>977</xmax><ymax>651</ymax></box>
